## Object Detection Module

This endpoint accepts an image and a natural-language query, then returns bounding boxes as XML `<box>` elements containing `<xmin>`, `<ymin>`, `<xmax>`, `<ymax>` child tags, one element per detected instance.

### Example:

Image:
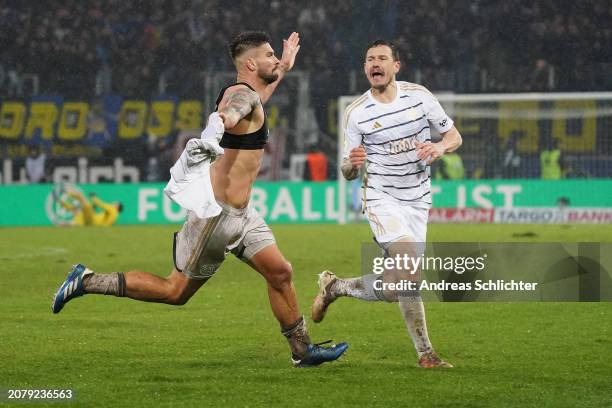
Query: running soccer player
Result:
<box><xmin>312</xmin><ymin>40</ymin><xmax>462</xmax><ymax>368</ymax></box>
<box><xmin>52</xmin><ymin>31</ymin><xmax>348</xmax><ymax>368</ymax></box>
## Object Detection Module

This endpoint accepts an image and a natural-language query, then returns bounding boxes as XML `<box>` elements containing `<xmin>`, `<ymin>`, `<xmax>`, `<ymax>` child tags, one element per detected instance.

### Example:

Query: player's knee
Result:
<box><xmin>165</xmin><ymin>293</ymin><xmax>189</xmax><ymax>305</ymax></box>
<box><xmin>267</xmin><ymin>261</ymin><xmax>293</xmax><ymax>289</ymax></box>
<box><xmin>165</xmin><ymin>285</ymin><xmax>191</xmax><ymax>305</ymax></box>
<box><xmin>167</xmin><ymin>295</ymin><xmax>189</xmax><ymax>305</ymax></box>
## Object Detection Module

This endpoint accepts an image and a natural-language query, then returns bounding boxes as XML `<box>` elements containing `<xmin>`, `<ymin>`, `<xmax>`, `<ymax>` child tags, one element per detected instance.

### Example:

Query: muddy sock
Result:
<box><xmin>330</xmin><ymin>274</ymin><xmax>383</xmax><ymax>301</ymax></box>
<box><xmin>398</xmin><ymin>295</ymin><xmax>433</xmax><ymax>357</ymax></box>
<box><xmin>82</xmin><ymin>272</ymin><xmax>126</xmax><ymax>297</ymax></box>
<box><xmin>281</xmin><ymin>316</ymin><xmax>311</xmax><ymax>359</ymax></box>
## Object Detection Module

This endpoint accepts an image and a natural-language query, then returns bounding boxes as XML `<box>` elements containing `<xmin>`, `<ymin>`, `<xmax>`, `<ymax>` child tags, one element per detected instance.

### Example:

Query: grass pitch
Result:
<box><xmin>1</xmin><ymin>224</ymin><xmax>612</xmax><ymax>407</ymax></box>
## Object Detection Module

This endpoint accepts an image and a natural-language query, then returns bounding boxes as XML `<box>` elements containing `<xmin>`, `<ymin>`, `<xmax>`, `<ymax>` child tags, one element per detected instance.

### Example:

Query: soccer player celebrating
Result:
<box><xmin>52</xmin><ymin>31</ymin><xmax>348</xmax><ymax>368</ymax></box>
<box><xmin>312</xmin><ymin>40</ymin><xmax>462</xmax><ymax>368</ymax></box>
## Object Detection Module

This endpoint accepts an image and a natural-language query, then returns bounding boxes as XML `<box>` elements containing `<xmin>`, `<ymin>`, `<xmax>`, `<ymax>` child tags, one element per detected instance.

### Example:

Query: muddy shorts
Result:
<box><xmin>173</xmin><ymin>201</ymin><xmax>275</xmax><ymax>280</ymax></box>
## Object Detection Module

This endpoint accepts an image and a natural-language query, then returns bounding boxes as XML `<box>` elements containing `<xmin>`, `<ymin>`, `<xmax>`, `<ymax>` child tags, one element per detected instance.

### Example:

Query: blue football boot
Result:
<box><xmin>52</xmin><ymin>264</ymin><xmax>90</xmax><ymax>314</ymax></box>
<box><xmin>292</xmin><ymin>340</ymin><xmax>349</xmax><ymax>368</ymax></box>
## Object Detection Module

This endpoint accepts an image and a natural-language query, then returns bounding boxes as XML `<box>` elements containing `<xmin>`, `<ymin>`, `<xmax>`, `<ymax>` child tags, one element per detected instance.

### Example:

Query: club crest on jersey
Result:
<box><xmin>407</xmin><ymin>109</ymin><xmax>420</xmax><ymax>121</ymax></box>
<box><xmin>439</xmin><ymin>119</ymin><xmax>447</xmax><ymax>127</ymax></box>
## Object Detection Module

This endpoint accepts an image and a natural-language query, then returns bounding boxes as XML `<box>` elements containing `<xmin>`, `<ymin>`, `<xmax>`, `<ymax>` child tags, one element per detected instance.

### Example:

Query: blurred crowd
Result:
<box><xmin>394</xmin><ymin>0</ymin><xmax>612</xmax><ymax>91</ymax></box>
<box><xmin>1</xmin><ymin>0</ymin><xmax>611</xmax><ymax>99</ymax></box>
<box><xmin>1</xmin><ymin>0</ymin><xmax>611</xmax><ymax>182</ymax></box>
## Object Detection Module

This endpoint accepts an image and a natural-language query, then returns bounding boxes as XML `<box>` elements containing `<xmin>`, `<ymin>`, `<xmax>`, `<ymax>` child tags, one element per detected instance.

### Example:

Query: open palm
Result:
<box><xmin>280</xmin><ymin>32</ymin><xmax>301</xmax><ymax>72</ymax></box>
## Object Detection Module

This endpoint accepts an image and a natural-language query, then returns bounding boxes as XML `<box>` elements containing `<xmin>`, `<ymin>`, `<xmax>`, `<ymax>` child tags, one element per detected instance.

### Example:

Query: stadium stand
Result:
<box><xmin>0</xmin><ymin>0</ymin><xmax>611</xmax><ymax>181</ymax></box>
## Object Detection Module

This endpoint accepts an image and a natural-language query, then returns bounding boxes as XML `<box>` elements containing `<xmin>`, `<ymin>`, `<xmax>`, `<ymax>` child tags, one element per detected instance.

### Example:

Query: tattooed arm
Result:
<box><xmin>217</xmin><ymin>86</ymin><xmax>260</xmax><ymax>129</ymax></box>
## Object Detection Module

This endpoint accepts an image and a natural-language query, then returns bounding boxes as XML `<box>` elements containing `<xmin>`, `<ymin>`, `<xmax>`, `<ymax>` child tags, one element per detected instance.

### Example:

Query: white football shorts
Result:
<box><xmin>365</xmin><ymin>199</ymin><xmax>429</xmax><ymax>247</ymax></box>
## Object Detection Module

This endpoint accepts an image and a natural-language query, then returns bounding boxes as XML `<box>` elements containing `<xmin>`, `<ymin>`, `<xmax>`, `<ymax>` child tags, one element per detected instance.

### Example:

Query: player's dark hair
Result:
<box><xmin>229</xmin><ymin>31</ymin><xmax>271</xmax><ymax>60</ymax></box>
<box><xmin>365</xmin><ymin>40</ymin><xmax>400</xmax><ymax>62</ymax></box>
<box><xmin>117</xmin><ymin>202</ymin><xmax>124</xmax><ymax>213</ymax></box>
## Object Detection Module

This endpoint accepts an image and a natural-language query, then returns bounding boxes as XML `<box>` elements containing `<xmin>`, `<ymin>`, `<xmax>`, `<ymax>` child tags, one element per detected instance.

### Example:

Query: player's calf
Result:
<box><xmin>51</xmin><ymin>265</ymin><xmax>203</xmax><ymax>313</ymax></box>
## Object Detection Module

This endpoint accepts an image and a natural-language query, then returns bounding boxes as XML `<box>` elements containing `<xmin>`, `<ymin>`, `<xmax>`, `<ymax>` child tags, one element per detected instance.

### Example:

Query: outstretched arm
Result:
<box><xmin>217</xmin><ymin>86</ymin><xmax>260</xmax><ymax>129</ymax></box>
<box><xmin>260</xmin><ymin>32</ymin><xmax>301</xmax><ymax>104</ymax></box>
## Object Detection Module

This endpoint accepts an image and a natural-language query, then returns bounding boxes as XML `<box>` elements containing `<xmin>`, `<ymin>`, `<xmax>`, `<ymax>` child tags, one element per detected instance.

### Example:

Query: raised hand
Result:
<box><xmin>280</xmin><ymin>32</ymin><xmax>301</xmax><ymax>72</ymax></box>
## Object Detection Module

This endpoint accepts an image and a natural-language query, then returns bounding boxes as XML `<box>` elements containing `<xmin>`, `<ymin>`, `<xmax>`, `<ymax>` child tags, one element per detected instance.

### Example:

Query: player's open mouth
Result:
<box><xmin>371</xmin><ymin>71</ymin><xmax>384</xmax><ymax>78</ymax></box>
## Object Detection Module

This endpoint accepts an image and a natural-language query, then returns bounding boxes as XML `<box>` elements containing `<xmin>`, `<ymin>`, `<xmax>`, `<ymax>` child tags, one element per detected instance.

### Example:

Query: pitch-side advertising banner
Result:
<box><xmin>0</xmin><ymin>180</ymin><xmax>611</xmax><ymax>226</ymax></box>
<box><xmin>430</xmin><ymin>179</ymin><xmax>612</xmax><ymax>208</ymax></box>
<box><xmin>0</xmin><ymin>182</ymin><xmax>339</xmax><ymax>226</ymax></box>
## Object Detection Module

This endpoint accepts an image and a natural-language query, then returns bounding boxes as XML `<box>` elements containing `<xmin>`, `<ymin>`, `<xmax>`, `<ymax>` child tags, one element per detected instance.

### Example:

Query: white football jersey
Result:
<box><xmin>342</xmin><ymin>81</ymin><xmax>454</xmax><ymax>208</ymax></box>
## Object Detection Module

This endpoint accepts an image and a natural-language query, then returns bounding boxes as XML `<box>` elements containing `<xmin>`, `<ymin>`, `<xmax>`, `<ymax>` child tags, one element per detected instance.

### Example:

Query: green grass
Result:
<box><xmin>1</xmin><ymin>224</ymin><xmax>612</xmax><ymax>407</ymax></box>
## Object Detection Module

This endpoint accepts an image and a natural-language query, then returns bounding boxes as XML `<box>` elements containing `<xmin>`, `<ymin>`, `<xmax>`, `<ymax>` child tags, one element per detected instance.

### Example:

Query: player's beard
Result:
<box><xmin>370</xmin><ymin>74</ymin><xmax>393</xmax><ymax>92</ymax></box>
<box><xmin>258</xmin><ymin>67</ymin><xmax>279</xmax><ymax>84</ymax></box>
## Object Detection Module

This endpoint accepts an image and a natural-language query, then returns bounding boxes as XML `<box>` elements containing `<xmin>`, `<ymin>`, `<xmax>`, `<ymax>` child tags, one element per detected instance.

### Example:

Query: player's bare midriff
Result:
<box><xmin>210</xmin><ymin>148</ymin><xmax>263</xmax><ymax>208</ymax></box>
<box><xmin>210</xmin><ymin>100</ymin><xmax>265</xmax><ymax>209</ymax></box>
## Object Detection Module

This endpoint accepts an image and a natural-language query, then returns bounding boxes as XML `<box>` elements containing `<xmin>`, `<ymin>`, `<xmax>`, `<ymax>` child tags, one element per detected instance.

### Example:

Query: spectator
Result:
<box><xmin>434</xmin><ymin>152</ymin><xmax>465</xmax><ymax>180</ymax></box>
<box><xmin>502</xmin><ymin>132</ymin><xmax>522</xmax><ymax>179</ymax></box>
<box><xmin>146</xmin><ymin>137</ymin><xmax>173</xmax><ymax>181</ymax></box>
<box><xmin>562</xmin><ymin>157</ymin><xmax>590</xmax><ymax>178</ymax></box>
<box><xmin>304</xmin><ymin>145</ymin><xmax>328</xmax><ymax>182</ymax></box>
<box><xmin>540</xmin><ymin>138</ymin><xmax>562</xmax><ymax>179</ymax></box>
<box><xmin>528</xmin><ymin>58</ymin><xmax>553</xmax><ymax>91</ymax></box>
<box><xmin>25</xmin><ymin>145</ymin><xmax>46</xmax><ymax>183</ymax></box>
<box><xmin>1</xmin><ymin>0</ymin><xmax>610</xmax><ymax>100</ymax></box>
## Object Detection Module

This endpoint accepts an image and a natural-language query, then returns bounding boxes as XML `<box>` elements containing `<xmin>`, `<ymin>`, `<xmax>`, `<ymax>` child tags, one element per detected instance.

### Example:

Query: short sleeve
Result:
<box><xmin>342</xmin><ymin>110</ymin><xmax>362</xmax><ymax>159</ymax></box>
<box><xmin>422</xmin><ymin>92</ymin><xmax>454</xmax><ymax>134</ymax></box>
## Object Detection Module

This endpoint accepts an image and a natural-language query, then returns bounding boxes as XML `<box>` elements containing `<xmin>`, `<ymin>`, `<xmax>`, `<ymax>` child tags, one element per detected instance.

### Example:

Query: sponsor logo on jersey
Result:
<box><xmin>387</xmin><ymin>138</ymin><xmax>416</xmax><ymax>154</ymax></box>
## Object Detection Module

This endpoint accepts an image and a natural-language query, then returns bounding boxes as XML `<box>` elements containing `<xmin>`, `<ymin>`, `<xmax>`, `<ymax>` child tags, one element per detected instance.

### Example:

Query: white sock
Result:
<box><xmin>398</xmin><ymin>295</ymin><xmax>433</xmax><ymax>357</ymax></box>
